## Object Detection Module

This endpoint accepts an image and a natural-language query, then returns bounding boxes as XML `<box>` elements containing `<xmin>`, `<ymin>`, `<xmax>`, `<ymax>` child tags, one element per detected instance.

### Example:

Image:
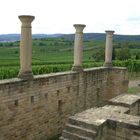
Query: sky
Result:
<box><xmin>1</xmin><ymin>0</ymin><xmax>140</xmax><ymax>35</ymax></box>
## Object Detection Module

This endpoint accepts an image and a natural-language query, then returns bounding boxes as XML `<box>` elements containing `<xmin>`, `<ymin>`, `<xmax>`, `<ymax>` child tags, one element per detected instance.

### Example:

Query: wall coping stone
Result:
<box><xmin>69</xmin><ymin>105</ymin><xmax>130</xmax><ymax>127</ymax></box>
<box><xmin>0</xmin><ymin>67</ymin><xmax>127</xmax><ymax>85</ymax></box>
<box><xmin>68</xmin><ymin>104</ymin><xmax>140</xmax><ymax>130</ymax></box>
<box><xmin>109</xmin><ymin>94</ymin><xmax>140</xmax><ymax>107</ymax></box>
<box><xmin>34</xmin><ymin>71</ymin><xmax>77</xmax><ymax>79</ymax></box>
<box><xmin>0</xmin><ymin>78</ymin><xmax>22</xmax><ymax>85</ymax></box>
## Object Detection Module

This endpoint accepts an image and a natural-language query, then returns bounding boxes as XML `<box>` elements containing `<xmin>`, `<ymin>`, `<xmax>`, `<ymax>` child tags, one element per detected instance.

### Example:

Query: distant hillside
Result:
<box><xmin>0</xmin><ymin>34</ymin><xmax>20</xmax><ymax>42</ymax></box>
<box><xmin>60</xmin><ymin>33</ymin><xmax>140</xmax><ymax>42</ymax></box>
<box><xmin>0</xmin><ymin>34</ymin><xmax>61</xmax><ymax>42</ymax></box>
<box><xmin>0</xmin><ymin>33</ymin><xmax>140</xmax><ymax>42</ymax></box>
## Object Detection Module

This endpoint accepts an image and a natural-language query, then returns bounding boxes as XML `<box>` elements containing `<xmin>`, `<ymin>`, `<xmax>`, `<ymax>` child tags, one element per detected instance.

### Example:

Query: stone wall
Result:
<box><xmin>60</xmin><ymin>94</ymin><xmax>140</xmax><ymax>140</ymax></box>
<box><xmin>0</xmin><ymin>67</ymin><xmax>128</xmax><ymax>140</ymax></box>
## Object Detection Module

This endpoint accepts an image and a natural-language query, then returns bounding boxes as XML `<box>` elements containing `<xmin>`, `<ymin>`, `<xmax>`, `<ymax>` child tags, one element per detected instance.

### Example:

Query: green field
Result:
<box><xmin>0</xmin><ymin>38</ymin><xmax>140</xmax><ymax>79</ymax></box>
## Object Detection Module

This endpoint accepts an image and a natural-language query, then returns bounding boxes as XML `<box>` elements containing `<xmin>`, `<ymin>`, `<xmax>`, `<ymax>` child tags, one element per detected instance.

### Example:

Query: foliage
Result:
<box><xmin>112</xmin><ymin>47</ymin><xmax>116</xmax><ymax>60</ymax></box>
<box><xmin>113</xmin><ymin>60</ymin><xmax>140</xmax><ymax>72</ymax></box>
<box><xmin>0</xmin><ymin>67</ymin><xmax>19</xmax><ymax>79</ymax></box>
<box><xmin>116</xmin><ymin>47</ymin><xmax>131</xmax><ymax>60</ymax></box>
<box><xmin>92</xmin><ymin>48</ymin><xmax>105</xmax><ymax>61</ymax></box>
<box><xmin>0</xmin><ymin>38</ymin><xmax>139</xmax><ymax>79</ymax></box>
<box><xmin>128</xmin><ymin>87</ymin><xmax>140</xmax><ymax>94</ymax></box>
<box><xmin>0</xmin><ymin>60</ymin><xmax>139</xmax><ymax>79</ymax></box>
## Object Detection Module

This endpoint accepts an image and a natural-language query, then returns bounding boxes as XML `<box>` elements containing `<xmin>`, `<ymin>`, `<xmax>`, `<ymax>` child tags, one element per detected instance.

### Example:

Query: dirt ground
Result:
<box><xmin>129</xmin><ymin>80</ymin><xmax>140</xmax><ymax>88</ymax></box>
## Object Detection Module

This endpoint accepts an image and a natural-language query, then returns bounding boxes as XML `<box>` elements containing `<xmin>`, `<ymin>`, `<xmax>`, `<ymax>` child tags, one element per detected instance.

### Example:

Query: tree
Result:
<box><xmin>116</xmin><ymin>47</ymin><xmax>131</xmax><ymax>60</ymax></box>
<box><xmin>135</xmin><ymin>54</ymin><xmax>139</xmax><ymax>60</ymax></box>
<box><xmin>92</xmin><ymin>48</ymin><xmax>105</xmax><ymax>61</ymax></box>
<box><xmin>112</xmin><ymin>47</ymin><xmax>116</xmax><ymax>60</ymax></box>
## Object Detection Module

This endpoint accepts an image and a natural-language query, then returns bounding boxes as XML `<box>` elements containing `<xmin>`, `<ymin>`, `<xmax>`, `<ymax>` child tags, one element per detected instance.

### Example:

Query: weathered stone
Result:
<box><xmin>18</xmin><ymin>15</ymin><xmax>34</xmax><ymax>80</ymax></box>
<box><xmin>104</xmin><ymin>30</ymin><xmax>114</xmax><ymax>67</ymax></box>
<box><xmin>60</xmin><ymin>94</ymin><xmax>140</xmax><ymax>140</ymax></box>
<box><xmin>72</xmin><ymin>24</ymin><xmax>86</xmax><ymax>72</ymax></box>
<box><xmin>0</xmin><ymin>67</ymin><xmax>128</xmax><ymax>140</ymax></box>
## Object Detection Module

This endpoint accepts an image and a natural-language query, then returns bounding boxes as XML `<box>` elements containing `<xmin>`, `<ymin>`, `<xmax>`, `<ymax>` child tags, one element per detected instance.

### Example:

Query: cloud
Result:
<box><xmin>127</xmin><ymin>17</ymin><xmax>140</xmax><ymax>21</ymax></box>
<box><xmin>0</xmin><ymin>0</ymin><xmax>140</xmax><ymax>34</ymax></box>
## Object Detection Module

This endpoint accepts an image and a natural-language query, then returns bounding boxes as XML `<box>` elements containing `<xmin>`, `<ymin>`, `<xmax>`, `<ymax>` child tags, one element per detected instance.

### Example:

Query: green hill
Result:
<box><xmin>60</xmin><ymin>33</ymin><xmax>140</xmax><ymax>42</ymax></box>
<box><xmin>0</xmin><ymin>37</ymin><xmax>139</xmax><ymax>79</ymax></box>
<box><xmin>1</xmin><ymin>33</ymin><xmax>140</xmax><ymax>42</ymax></box>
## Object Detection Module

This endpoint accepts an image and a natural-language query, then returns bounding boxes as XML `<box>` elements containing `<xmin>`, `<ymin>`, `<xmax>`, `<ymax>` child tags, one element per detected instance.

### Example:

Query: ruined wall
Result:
<box><xmin>60</xmin><ymin>94</ymin><xmax>140</xmax><ymax>140</ymax></box>
<box><xmin>107</xmin><ymin>116</ymin><xmax>140</xmax><ymax>140</ymax></box>
<box><xmin>0</xmin><ymin>67</ymin><xmax>128</xmax><ymax>140</ymax></box>
<box><xmin>106</xmin><ymin>94</ymin><xmax>140</xmax><ymax>140</ymax></box>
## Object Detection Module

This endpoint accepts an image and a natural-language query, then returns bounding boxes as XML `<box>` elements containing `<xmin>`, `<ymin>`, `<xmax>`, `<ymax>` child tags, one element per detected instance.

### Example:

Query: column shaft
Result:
<box><xmin>72</xmin><ymin>24</ymin><xmax>86</xmax><ymax>72</ymax></box>
<box><xmin>104</xmin><ymin>30</ymin><xmax>114</xmax><ymax>67</ymax></box>
<box><xmin>18</xmin><ymin>15</ymin><xmax>35</xmax><ymax>80</ymax></box>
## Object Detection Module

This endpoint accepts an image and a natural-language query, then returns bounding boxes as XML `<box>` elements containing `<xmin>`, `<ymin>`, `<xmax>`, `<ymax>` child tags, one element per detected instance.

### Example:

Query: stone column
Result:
<box><xmin>72</xmin><ymin>24</ymin><xmax>86</xmax><ymax>72</ymax></box>
<box><xmin>18</xmin><ymin>15</ymin><xmax>35</xmax><ymax>80</ymax></box>
<box><xmin>104</xmin><ymin>30</ymin><xmax>114</xmax><ymax>67</ymax></box>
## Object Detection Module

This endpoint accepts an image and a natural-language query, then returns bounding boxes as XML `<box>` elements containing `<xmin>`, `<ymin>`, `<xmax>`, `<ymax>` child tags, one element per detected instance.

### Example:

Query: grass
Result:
<box><xmin>128</xmin><ymin>86</ymin><xmax>140</xmax><ymax>94</ymax></box>
<box><xmin>128</xmin><ymin>72</ymin><xmax>140</xmax><ymax>94</ymax></box>
<box><xmin>128</xmin><ymin>71</ymin><xmax>140</xmax><ymax>94</ymax></box>
<box><xmin>128</xmin><ymin>72</ymin><xmax>140</xmax><ymax>80</ymax></box>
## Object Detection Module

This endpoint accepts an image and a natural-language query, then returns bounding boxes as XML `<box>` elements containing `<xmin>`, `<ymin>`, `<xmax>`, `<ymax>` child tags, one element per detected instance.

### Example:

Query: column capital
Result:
<box><xmin>19</xmin><ymin>15</ymin><xmax>35</xmax><ymax>27</ymax></box>
<box><xmin>73</xmin><ymin>24</ymin><xmax>86</xmax><ymax>33</ymax></box>
<box><xmin>105</xmin><ymin>30</ymin><xmax>115</xmax><ymax>35</ymax></box>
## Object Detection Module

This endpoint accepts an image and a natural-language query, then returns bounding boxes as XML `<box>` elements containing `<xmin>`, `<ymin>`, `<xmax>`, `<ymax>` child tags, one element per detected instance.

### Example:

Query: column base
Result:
<box><xmin>72</xmin><ymin>66</ymin><xmax>83</xmax><ymax>72</ymax></box>
<box><xmin>103</xmin><ymin>62</ymin><xmax>112</xmax><ymax>67</ymax></box>
<box><xmin>18</xmin><ymin>70</ymin><xmax>33</xmax><ymax>80</ymax></box>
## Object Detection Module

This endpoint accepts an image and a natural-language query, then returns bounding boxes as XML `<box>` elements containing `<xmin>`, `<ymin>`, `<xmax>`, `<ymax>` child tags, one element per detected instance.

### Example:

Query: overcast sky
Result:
<box><xmin>1</xmin><ymin>0</ymin><xmax>140</xmax><ymax>35</ymax></box>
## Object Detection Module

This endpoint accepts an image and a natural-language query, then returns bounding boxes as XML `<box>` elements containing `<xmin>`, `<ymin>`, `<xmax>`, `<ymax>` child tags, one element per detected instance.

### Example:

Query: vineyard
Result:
<box><xmin>0</xmin><ymin>38</ymin><xmax>139</xmax><ymax>79</ymax></box>
<box><xmin>0</xmin><ymin>60</ymin><xmax>139</xmax><ymax>79</ymax></box>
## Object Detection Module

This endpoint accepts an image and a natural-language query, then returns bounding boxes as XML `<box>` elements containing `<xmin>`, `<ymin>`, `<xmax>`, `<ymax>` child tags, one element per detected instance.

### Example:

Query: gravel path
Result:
<box><xmin>129</xmin><ymin>80</ymin><xmax>140</xmax><ymax>88</ymax></box>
